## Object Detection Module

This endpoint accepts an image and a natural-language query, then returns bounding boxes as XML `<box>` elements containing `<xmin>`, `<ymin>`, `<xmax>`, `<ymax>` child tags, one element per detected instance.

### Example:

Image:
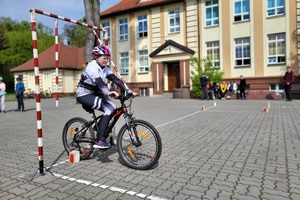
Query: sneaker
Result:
<box><xmin>3</xmin><ymin>111</ymin><xmax>6</xmax><ymax>113</ymax></box>
<box><xmin>93</xmin><ymin>138</ymin><xmax>111</xmax><ymax>149</ymax></box>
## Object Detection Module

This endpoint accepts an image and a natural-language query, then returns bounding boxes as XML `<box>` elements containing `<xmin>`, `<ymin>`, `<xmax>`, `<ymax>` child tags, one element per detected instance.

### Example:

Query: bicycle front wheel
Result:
<box><xmin>62</xmin><ymin>117</ymin><xmax>95</xmax><ymax>160</ymax></box>
<box><xmin>117</xmin><ymin>119</ymin><xmax>162</xmax><ymax>170</ymax></box>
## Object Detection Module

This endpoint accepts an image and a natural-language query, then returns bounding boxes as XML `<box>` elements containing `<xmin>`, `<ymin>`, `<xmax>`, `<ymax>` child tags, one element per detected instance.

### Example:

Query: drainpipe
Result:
<box><xmin>196</xmin><ymin>0</ymin><xmax>201</xmax><ymax>59</ymax></box>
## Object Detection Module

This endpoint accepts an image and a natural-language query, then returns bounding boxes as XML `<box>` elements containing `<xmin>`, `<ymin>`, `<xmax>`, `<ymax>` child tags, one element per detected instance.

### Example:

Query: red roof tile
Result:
<box><xmin>101</xmin><ymin>0</ymin><xmax>183</xmax><ymax>17</ymax></box>
<box><xmin>10</xmin><ymin>42</ymin><xmax>84</xmax><ymax>72</ymax></box>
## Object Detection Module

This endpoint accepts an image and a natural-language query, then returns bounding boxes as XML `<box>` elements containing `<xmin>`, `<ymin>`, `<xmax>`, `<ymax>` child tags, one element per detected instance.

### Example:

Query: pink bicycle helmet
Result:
<box><xmin>92</xmin><ymin>46</ymin><xmax>111</xmax><ymax>56</ymax></box>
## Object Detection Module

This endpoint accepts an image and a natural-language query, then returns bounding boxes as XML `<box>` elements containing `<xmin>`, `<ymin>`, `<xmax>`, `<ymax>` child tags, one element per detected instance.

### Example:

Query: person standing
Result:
<box><xmin>239</xmin><ymin>75</ymin><xmax>247</xmax><ymax>100</ymax></box>
<box><xmin>200</xmin><ymin>73</ymin><xmax>209</xmax><ymax>100</ymax></box>
<box><xmin>0</xmin><ymin>77</ymin><xmax>6</xmax><ymax>113</ymax></box>
<box><xmin>15</xmin><ymin>77</ymin><xmax>25</xmax><ymax>111</ymax></box>
<box><xmin>283</xmin><ymin>66</ymin><xmax>295</xmax><ymax>101</ymax></box>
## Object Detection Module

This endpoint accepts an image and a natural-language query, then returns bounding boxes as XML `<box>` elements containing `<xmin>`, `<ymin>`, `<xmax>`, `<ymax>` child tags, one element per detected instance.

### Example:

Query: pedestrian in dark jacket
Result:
<box><xmin>239</xmin><ymin>75</ymin><xmax>247</xmax><ymax>100</ymax></box>
<box><xmin>15</xmin><ymin>77</ymin><xmax>25</xmax><ymax>111</ymax></box>
<box><xmin>284</xmin><ymin>66</ymin><xmax>295</xmax><ymax>101</ymax></box>
<box><xmin>200</xmin><ymin>73</ymin><xmax>209</xmax><ymax>100</ymax></box>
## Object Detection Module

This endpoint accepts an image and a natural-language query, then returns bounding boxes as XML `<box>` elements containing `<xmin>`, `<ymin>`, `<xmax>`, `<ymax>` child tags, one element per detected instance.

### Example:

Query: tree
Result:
<box><xmin>62</xmin><ymin>22</ymin><xmax>87</xmax><ymax>47</ymax></box>
<box><xmin>83</xmin><ymin>0</ymin><xmax>100</xmax><ymax>63</ymax></box>
<box><xmin>0</xmin><ymin>17</ymin><xmax>53</xmax><ymax>92</ymax></box>
<box><xmin>0</xmin><ymin>28</ymin><xmax>9</xmax><ymax>51</ymax></box>
<box><xmin>190</xmin><ymin>57</ymin><xmax>224</xmax><ymax>98</ymax></box>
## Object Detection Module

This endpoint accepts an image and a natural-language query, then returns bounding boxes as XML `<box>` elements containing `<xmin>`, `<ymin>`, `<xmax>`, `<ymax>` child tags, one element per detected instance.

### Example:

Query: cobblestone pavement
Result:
<box><xmin>0</xmin><ymin>96</ymin><xmax>300</xmax><ymax>200</ymax></box>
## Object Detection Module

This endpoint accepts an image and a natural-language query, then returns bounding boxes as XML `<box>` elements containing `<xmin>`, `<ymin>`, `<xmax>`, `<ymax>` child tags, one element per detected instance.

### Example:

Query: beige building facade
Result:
<box><xmin>101</xmin><ymin>0</ymin><xmax>299</xmax><ymax>99</ymax></box>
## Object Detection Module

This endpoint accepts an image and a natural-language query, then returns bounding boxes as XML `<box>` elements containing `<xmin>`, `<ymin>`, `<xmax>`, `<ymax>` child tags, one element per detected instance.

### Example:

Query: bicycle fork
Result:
<box><xmin>124</xmin><ymin>114</ymin><xmax>142</xmax><ymax>147</ymax></box>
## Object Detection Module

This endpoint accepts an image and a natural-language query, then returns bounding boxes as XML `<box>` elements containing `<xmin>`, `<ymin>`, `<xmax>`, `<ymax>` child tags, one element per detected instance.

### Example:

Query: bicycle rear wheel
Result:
<box><xmin>62</xmin><ymin>117</ymin><xmax>95</xmax><ymax>160</ymax></box>
<box><xmin>117</xmin><ymin>119</ymin><xmax>162</xmax><ymax>170</ymax></box>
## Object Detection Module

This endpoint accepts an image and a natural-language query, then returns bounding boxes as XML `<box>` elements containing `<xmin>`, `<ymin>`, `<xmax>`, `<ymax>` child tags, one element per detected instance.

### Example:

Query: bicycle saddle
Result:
<box><xmin>82</xmin><ymin>105</ymin><xmax>94</xmax><ymax>114</ymax></box>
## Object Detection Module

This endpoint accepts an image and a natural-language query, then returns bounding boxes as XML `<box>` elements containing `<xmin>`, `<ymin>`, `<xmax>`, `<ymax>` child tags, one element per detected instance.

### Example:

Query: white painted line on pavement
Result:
<box><xmin>156</xmin><ymin>105</ymin><xmax>215</xmax><ymax>128</ymax></box>
<box><xmin>52</xmin><ymin>172</ymin><xmax>167</xmax><ymax>200</ymax></box>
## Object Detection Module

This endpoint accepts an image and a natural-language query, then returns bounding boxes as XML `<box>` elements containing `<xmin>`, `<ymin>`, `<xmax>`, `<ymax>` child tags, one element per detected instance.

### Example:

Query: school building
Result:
<box><xmin>100</xmin><ymin>0</ymin><xmax>300</xmax><ymax>99</ymax></box>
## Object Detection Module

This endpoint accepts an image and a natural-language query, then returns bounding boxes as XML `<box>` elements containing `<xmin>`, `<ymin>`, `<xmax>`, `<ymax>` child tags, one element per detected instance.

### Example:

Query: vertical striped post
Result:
<box><xmin>55</xmin><ymin>20</ymin><xmax>59</xmax><ymax>107</ymax></box>
<box><xmin>30</xmin><ymin>10</ymin><xmax>44</xmax><ymax>175</ymax></box>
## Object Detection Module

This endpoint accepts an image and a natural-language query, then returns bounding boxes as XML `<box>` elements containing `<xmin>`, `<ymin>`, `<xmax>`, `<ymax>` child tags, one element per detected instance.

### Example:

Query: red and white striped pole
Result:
<box><xmin>92</xmin><ymin>30</ymin><xmax>128</xmax><ymax>90</ymax></box>
<box><xmin>30</xmin><ymin>9</ymin><xmax>44</xmax><ymax>175</ymax></box>
<box><xmin>55</xmin><ymin>20</ymin><xmax>59</xmax><ymax>107</ymax></box>
<box><xmin>29</xmin><ymin>8</ymin><xmax>105</xmax><ymax>31</ymax></box>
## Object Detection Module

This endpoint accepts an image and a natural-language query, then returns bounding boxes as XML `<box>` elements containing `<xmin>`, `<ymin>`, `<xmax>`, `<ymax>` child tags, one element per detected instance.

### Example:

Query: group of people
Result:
<box><xmin>0</xmin><ymin>77</ymin><xmax>25</xmax><ymax>113</ymax></box>
<box><xmin>200</xmin><ymin>65</ymin><xmax>295</xmax><ymax>101</ymax></box>
<box><xmin>200</xmin><ymin>74</ymin><xmax>247</xmax><ymax>100</ymax></box>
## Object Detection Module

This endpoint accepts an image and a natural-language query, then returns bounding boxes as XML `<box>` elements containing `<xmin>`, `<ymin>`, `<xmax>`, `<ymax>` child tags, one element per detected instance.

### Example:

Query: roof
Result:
<box><xmin>10</xmin><ymin>42</ymin><xmax>84</xmax><ymax>72</ymax></box>
<box><xmin>100</xmin><ymin>0</ymin><xmax>184</xmax><ymax>18</ymax></box>
<box><xmin>149</xmin><ymin>40</ymin><xmax>195</xmax><ymax>57</ymax></box>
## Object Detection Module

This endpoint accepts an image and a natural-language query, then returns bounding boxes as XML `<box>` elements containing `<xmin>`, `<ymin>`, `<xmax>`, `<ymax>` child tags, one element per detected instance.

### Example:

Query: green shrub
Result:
<box><xmin>190</xmin><ymin>57</ymin><xmax>224</xmax><ymax>99</ymax></box>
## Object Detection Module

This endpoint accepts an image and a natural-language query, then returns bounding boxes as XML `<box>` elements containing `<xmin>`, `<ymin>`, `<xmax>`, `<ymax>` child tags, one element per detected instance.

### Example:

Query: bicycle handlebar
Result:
<box><xmin>109</xmin><ymin>91</ymin><xmax>135</xmax><ymax>102</ymax></box>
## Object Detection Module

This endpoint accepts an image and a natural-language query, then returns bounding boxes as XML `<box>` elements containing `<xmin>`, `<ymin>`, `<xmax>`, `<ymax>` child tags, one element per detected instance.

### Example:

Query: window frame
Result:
<box><xmin>267</xmin><ymin>33</ymin><xmax>286</xmax><ymax>65</ymax></box>
<box><xmin>119</xmin><ymin>18</ymin><xmax>128</xmax><ymax>41</ymax></box>
<box><xmin>138</xmin><ymin>50</ymin><xmax>149</xmax><ymax>73</ymax></box>
<box><xmin>234</xmin><ymin>0</ymin><xmax>250</xmax><ymax>22</ymax></box>
<box><xmin>138</xmin><ymin>15</ymin><xmax>148</xmax><ymax>38</ymax></box>
<box><xmin>102</xmin><ymin>22</ymin><xmax>110</xmax><ymax>41</ymax></box>
<box><xmin>234</xmin><ymin>37</ymin><xmax>251</xmax><ymax>67</ymax></box>
<box><xmin>206</xmin><ymin>41</ymin><xmax>220</xmax><ymax>68</ymax></box>
<box><xmin>120</xmin><ymin>52</ymin><xmax>129</xmax><ymax>75</ymax></box>
<box><xmin>168</xmin><ymin>8</ymin><xmax>180</xmax><ymax>33</ymax></box>
<box><xmin>267</xmin><ymin>0</ymin><xmax>285</xmax><ymax>17</ymax></box>
<box><xmin>205</xmin><ymin>0</ymin><xmax>219</xmax><ymax>27</ymax></box>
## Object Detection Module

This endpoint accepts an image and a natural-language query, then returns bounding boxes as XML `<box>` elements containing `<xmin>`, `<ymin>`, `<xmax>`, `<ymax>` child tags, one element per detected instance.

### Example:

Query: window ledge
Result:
<box><xmin>138</xmin><ymin>71</ymin><xmax>149</xmax><ymax>74</ymax></box>
<box><xmin>204</xmin><ymin>25</ymin><xmax>219</xmax><ymax>29</ymax></box>
<box><xmin>234</xmin><ymin>65</ymin><xmax>251</xmax><ymax>68</ymax></box>
<box><xmin>233</xmin><ymin>20</ymin><xmax>250</xmax><ymax>24</ymax></box>
<box><xmin>267</xmin><ymin>63</ymin><xmax>286</xmax><ymax>66</ymax></box>
<box><xmin>266</xmin><ymin>13</ymin><xmax>285</xmax><ymax>19</ymax></box>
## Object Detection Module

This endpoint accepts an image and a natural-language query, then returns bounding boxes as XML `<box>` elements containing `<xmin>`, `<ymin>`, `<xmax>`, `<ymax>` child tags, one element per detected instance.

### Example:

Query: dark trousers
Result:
<box><xmin>285</xmin><ymin>84</ymin><xmax>292</xmax><ymax>100</ymax></box>
<box><xmin>201</xmin><ymin>87</ymin><xmax>208</xmax><ymax>100</ymax></box>
<box><xmin>240</xmin><ymin>88</ymin><xmax>246</xmax><ymax>99</ymax></box>
<box><xmin>17</xmin><ymin>95</ymin><xmax>24</xmax><ymax>110</ymax></box>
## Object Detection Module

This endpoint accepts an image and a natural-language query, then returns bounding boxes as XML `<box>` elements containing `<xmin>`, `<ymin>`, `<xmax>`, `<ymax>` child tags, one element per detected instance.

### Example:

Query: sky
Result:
<box><xmin>0</xmin><ymin>0</ymin><xmax>121</xmax><ymax>33</ymax></box>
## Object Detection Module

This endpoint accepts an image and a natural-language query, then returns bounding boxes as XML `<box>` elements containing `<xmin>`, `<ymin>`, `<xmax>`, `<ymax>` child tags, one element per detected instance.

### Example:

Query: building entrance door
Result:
<box><xmin>167</xmin><ymin>62</ymin><xmax>180</xmax><ymax>91</ymax></box>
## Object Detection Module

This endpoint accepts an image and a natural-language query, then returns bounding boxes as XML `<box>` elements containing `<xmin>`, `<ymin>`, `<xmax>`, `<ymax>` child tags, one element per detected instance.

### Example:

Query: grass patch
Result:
<box><xmin>4</xmin><ymin>93</ymin><xmax>17</xmax><ymax>102</ymax></box>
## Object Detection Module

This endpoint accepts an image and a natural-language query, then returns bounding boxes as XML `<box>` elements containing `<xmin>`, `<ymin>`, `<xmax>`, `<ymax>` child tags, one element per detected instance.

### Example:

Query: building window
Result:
<box><xmin>102</xmin><ymin>22</ymin><xmax>110</xmax><ymax>41</ymax></box>
<box><xmin>120</xmin><ymin>52</ymin><xmax>129</xmax><ymax>74</ymax></box>
<box><xmin>235</xmin><ymin>37</ymin><xmax>250</xmax><ymax>66</ymax></box>
<box><xmin>169</xmin><ymin>9</ymin><xmax>180</xmax><ymax>33</ymax></box>
<box><xmin>267</xmin><ymin>0</ymin><xmax>285</xmax><ymax>16</ymax></box>
<box><xmin>268</xmin><ymin>33</ymin><xmax>285</xmax><ymax>64</ymax></box>
<box><xmin>206</xmin><ymin>41</ymin><xmax>220</xmax><ymax>67</ymax></box>
<box><xmin>138</xmin><ymin>15</ymin><xmax>148</xmax><ymax>38</ymax></box>
<box><xmin>138</xmin><ymin>50</ymin><xmax>149</xmax><ymax>72</ymax></box>
<box><xmin>205</xmin><ymin>0</ymin><xmax>219</xmax><ymax>26</ymax></box>
<box><xmin>119</xmin><ymin>18</ymin><xmax>128</xmax><ymax>41</ymax></box>
<box><xmin>234</xmin><ymin>0</ymin><xmax>250</xmax><ymax>22</ymax></box>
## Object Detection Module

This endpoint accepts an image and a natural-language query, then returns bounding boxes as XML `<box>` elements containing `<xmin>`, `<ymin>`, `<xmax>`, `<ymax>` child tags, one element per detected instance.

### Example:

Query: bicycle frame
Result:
<box><xmin>75</xmin><ymin>94</ymin><xmax>141</xmax><ymax>147</ymax></box>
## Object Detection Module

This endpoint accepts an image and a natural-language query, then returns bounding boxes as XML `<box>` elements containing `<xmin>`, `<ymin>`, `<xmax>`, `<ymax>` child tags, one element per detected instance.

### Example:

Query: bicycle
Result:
<box><xmin>25</xmin><ymin>89</ymin><xmax>35</xmax><ymax>99</ymax></box>
<box><xmin>62</xmin><ymin>91</ymin><xmax>162</xmax><ymax>170</ymax></box>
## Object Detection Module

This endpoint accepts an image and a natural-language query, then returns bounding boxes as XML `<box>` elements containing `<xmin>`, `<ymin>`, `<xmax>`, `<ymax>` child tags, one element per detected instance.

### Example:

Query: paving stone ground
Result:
<box><xmin>0</xmin><ymin>95</ymin><xmax>300</xmax><ymax>200</ymax></box>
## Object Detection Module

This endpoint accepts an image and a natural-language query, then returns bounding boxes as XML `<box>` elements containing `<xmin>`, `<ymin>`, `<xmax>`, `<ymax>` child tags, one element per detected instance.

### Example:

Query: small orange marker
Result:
<box><xmin>263</xmin><ymin>107</ymin><xmax>268</xmax><ymax>112</ymax></box>
<box><xmin>69</xmin><ymin>151</ymin><xmax>80</xmax><ymax>164</ymax></box>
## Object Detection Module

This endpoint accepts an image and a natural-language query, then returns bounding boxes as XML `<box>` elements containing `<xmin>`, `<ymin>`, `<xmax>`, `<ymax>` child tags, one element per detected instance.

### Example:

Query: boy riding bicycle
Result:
<box><xmin>76</xmin><ymin>45</ymin><xmax>134</xmax><ymax>149</ymax></box>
